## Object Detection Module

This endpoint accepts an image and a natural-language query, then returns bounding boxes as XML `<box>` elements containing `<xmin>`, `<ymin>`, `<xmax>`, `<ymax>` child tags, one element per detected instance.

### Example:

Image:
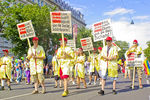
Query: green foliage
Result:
<box><xmin>144</xmin><ymin>41</ymin><xmax>150</xmax><ymax>61</ymax></box>
<box><xmin>0</xmin><ymin>0</ymin><xmax>57</xmax><ymax>57</ymax></box>
<box><xmin>115</xmin><ymin>41</ymin><xmax>129</xmax><ymax>59</ymax></box>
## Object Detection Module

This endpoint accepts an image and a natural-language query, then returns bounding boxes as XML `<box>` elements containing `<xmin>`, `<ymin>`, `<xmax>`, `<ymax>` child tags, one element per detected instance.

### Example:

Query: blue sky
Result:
<box><xmin>65</xmin><ymin>0</ymin><xmax>150</xmax><ymax>25</ymax></box>
<box><xmin>65</xmin><ymin>0</ymin><xmax>150</xmax><ymax>49</ymax></box>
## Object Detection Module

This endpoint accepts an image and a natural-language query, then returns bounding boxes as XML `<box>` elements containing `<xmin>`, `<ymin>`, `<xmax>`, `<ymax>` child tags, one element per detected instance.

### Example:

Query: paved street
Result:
<box><xmin>0</xmin><ymin>74</ymin><xmax>150</xmax><ymax>100</ymax></box>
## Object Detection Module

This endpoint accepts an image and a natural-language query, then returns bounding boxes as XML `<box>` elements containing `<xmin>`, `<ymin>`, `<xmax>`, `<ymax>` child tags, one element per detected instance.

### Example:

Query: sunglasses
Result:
<box><xmin>106</xmin><ymin>40</ymin><xmax>111</xmax><ymax>42</ymax></box>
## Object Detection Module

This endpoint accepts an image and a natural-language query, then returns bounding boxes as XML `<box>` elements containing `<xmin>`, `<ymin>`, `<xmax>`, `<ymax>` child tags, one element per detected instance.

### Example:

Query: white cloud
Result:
<box><xmin>104</xmin><ymin>8</ymin><xmax>134</xmax><ymax>16</ymax></box>
<box><xmin>112</xmin><ymin>20</ymin><xmax>150</xmax><ymax>49</ymax></box>
<box><xmin>133</xmin><ymin>16</ymin><xmax>150</xmax><ymax>20</ymax></box>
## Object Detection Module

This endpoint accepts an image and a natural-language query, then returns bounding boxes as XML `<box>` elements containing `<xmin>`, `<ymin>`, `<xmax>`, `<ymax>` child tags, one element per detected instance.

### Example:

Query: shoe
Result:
<box><xmin>76</xmin><ymin>87</ymin><xmax>80</xmax><ymax>89</ymax></box>
<box><xmin>99</xmin><ymin>82</ymin><xmax>102</xmax><ymax>86</ymax></box>
<box><xmin>8</xmin><ymin>86</ymin><xmax>11</xmax><ymax>90</ymax></box>
<box><xmin>1</xmin><ymin>86</ymin><xmax>5</xmax><ymax>90</ymax></box>
<box><xmin>40</xmin><ymin>89</ymin><xmax>46</xmax><ymax>94</ymax></box>
<box><xmin>72</xmin><ymin>81</ymin><xmax>75</xmax><ymax>85</ymax></box>
<box><xmin>54</xmin><ymin>86</ymin><xmax>57</xmax><ymax>88</ymax></box>
<box><xmin>98</xmin><ymin>90</ymin><xmax>104</xmax><ymax>95</ymax></box>
<box><xmin>62</xmin><ymin>90</ymin><xmax>69</xmax><ymax>97</ymax></box>
<box><xmin>88</xmin><ymin>82</ymin><xmax>91</xmax><ymax>85</ymax></box>
<box><xmin>112</xmin><ymin>90</ymin><xmax>117</xmax><ymax>95</ymax></box>
<box><xmin>32</xmin><ymin>90</ymin><xmax>39</xmax><ymax>94</ymax></box>
<box><xmin>94</xmin><ymin>82</ymin><xmax>96</xmax><ymax>85</ymax></box>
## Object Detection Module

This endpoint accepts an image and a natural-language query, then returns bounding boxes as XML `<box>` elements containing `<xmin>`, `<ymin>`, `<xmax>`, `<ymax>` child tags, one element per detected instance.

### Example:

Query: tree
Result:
<box><xmin>0</xmin><ymin>0</ymin><xmax>57</xmax><ymax>57</ymax></box>
<box><xmin>144</xmin><ymin>41</ymin><xmax>150</xmax><ymax>61</ymax></box>
<box><xmin>115</xmin><ymin>41</ymin><xmax>129</xmax><ymax>59</ymax></box>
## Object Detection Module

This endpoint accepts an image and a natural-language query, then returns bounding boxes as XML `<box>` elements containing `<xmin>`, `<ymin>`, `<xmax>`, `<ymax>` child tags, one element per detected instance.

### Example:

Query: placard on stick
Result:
<box><xmin>92</xmin><ymin>19</ymin><xmax>113</xmax><ymax>42</ymax></box>
<box><xmin>17</xmin><ymin>20</ymin><xmax>35</xmax><ymax>40</ymax></box>
<box><xmin>50</xmin><ymin>11</ymin><xmax>72</xmax><ymax>34</ymax></box>
<box><xmin>66</xmin><ymin>40</ymin><xmax>76</xmax><ymax>50</ymax></box>
<box><xmin>80</xmin><ymin>37</ymin><xmax>93</xmax><ymax>51</ymax></box>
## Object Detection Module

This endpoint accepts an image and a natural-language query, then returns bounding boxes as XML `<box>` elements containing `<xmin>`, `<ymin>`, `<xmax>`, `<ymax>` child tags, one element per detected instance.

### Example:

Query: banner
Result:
<box><xmin>17</xmin><ymin>20</ymin><xmax>35</xmax><ymax>40</ymax></box>
<box><xmin>66</xmin><ymin>40</ymin><xmax>76</xmax><ymax>50</ymax></box>
<box><xmin>92</xmin><ymin>19</ymin><xmax>113</xmax><ymax>42</ymax></box>
<box><xmin>80</xmin><ymin>37</ymin><xmax>93</xmax><ymax>51</ymax></box>
<box><xmin>73</xmin><ymin>24</ymin><xmax>78</xmax><ymax>40</ymax></box>
<box><xmin>50</xmin><ymin>11</ymin><xmax>72</xmax><ymax>34</ymax></box>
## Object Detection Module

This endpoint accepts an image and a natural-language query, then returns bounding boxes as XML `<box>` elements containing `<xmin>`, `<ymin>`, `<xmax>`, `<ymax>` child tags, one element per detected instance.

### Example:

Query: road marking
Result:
<box><xmin>0</xmin><ymin>93</ymin><xmax>31</xmax><ymax>100</ymax></box>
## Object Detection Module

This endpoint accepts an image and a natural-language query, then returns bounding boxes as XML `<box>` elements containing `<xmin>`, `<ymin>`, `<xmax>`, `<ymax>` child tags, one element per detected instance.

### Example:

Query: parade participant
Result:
<box><xmin>124</xmin><ymin>60</ymin><xmax>131</xmax><ymax>79</ymax></box>
<box><xmin>97</xmin><ymin>47</ymin><xmax>102</xmax><ymax>86</ymax></box>
<box><xmin>126</xmin><ymin>39</ymin><xmax>143</xmax><ymax>89</ymax></box>
<box><xmin>52</xmin><ymin>50</ymin><xmax>62</xmax><ymax>88</ymax></box>
<box><xmin>0</xmin><ymin>49</ymin><xmax>12</xmax><ymax>90</ymax></box>
<box><xmin>98</xmin><ymin>37</ymin><xmax>118</xmax><ymax>95</ymax></box>
<box><xmin>57</xmin><ymin>37</ymin><xmax>74</xmax><ymax>97</ymax></box>
<box><xmin>88</xmin><ymin>48</ymin><xmax>99</xmax><ymax>85</ymax></box>
<box><xmin>75</xmin><ymin>48</ymin><xmax>87</xmax><ymax>89</ymax></box>
<box><xmin>16</xmin><ymin>59</ymin><xmax>23</xmax><ymax>83</ymax></box>
<box><xmin>69</xmin><ymin>54</ymin><xmax>75</xmax><ymax>85</ymax></box>
<box><xmin>24</xmin><ymin>59</ymin><xmax>30</xmax><ymax>85</ymax></box>
<box><xmin>27</xmin><ymin>37</ymin><xmax>46</xmax><ymax>94</ymax></box>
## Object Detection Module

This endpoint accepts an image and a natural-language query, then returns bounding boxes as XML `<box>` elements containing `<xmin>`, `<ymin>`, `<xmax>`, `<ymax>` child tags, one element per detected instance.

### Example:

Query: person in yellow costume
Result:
<box><xmin>98</xmin><ymin>37</ymin><xmax>118</xmax><ymax>95</ymax></box>
<box><xmin>0</xmin><ymin>49</ymin><xmax>12</xmax><ymax>90</ymax></box>
<box><xmin>52</xmin><ymin>50</ymin><xmax>62</xmax><ymax>88</ymax></box>
<box><xmin>75</xmin><ymin>48</ymin><xmax>87</xmax><ymax>89</ymax></box>
<box><xmin>27</xmin><ymin>37</ymin><xmax>46</xmax><ymax>94</ymax></box>
<box><xmin>69</xmin><ymin>51</ymin><xmax>76</xmax><ymax>85</ymax></box>
<box><xmin>126</xmin><ymin>39</ymin><xmax>143</xmax><ymax>89</ymax></box>
<box><xmin>88</xmin><ymin>48</ymin><xmax>99</xmax><ymax>85</ymax></box>
<box><xmin>57</xmin><ymin>37</ymin><xmax>74</xmax><ymax>97</ymax></box>
<box><xmin>97</xmin><ymin>47</ymin><xmax>103</xmax><ymax>86</ymax></box>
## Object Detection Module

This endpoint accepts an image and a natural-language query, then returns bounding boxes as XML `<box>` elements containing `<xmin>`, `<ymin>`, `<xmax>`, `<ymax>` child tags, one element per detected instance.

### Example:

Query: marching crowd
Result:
<box><xmin>0</xmin><ymin>36</ymin><xmax>148</xmax><ymax>97</ymax></box>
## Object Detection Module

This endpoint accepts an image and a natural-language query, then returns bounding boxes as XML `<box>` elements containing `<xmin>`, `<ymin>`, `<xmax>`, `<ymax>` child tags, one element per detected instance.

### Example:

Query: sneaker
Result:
<box><xmin>32</xmin><ymin>90</ymin><xmax>39</xmax><ymax>94</ymax></box>
<box><xmin>99</xmin><ymin>82</ymin><xmax>102</xmax><ymax>86</ymax></box>
<box><xmin>62</xmin><ymin>90</ymin><xmax>69</xmax><ymax>97</ymax></box>
<box><xmin>54</xmin><ymin>86</ymin><xmax>57</xmax><ymax>88</ymax></box>
<box><xmin>88</xmin><ymin>82</ymin><xmax>91</xmax><ymax>85</ymax></box>
<box><xmin>98</xmin><ymin>90</ymin><xmax>104</xmax><ymax>95</ymax></box>
<box><xmin>8</xmin><ymin>86</ymin><xmax>11</xmax><ymax>90</ymax></box>
<box><xmin>72</xmin><ymin>81</ymin><xmax>75</xmax><ymax>85</ymax></box>
<box><xmin>40</xmin><ymin>89</ymin><xmax>46</xmax><ymax>94</ymax></box>
<box><xmin>112</xmin><ymin>90</ymin><xmax>117</xmax><ymax>95</ymax></box>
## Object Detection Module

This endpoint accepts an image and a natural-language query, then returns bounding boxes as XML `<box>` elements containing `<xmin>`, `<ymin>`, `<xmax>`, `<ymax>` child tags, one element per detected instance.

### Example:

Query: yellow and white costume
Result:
<box><xmin>56</xmin><ymin>46</ymin><xmax>74</xmax><ymax>76</ymax></box>
<box><xmin>0</xmin><ymin>56</ymin><xmax>12</xmax><ymax>79</ymax></box>
<box><xmin>27</xmin><ymin>45</ymin><xmax>45</xmax><ymax>75</ymax></box>
<box><xmin>75</xmin><ymin>55</ymin><xmax>86</xmax><ymax>78</ymax></box>
<box><xmin>88</xmin><ymin>53</ymin><xmax>99</xmax><ymax>73</ymax></box>
<box><xmin>101</xmin><ymin>45</ymin><xmax>118</xmax><ymax>77</ymax></box>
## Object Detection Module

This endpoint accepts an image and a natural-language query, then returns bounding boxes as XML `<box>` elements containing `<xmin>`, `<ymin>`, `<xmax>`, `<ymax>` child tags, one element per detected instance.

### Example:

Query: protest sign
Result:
<box><xmin>92</xmin><ymin>19</ymin><xmax>113</xmax><ymax>42</ymax></box>
<box><xmin>50</xmin><ymin>11</ymin><xmax>72</xmax><ymax>34</ymax></box>
<box><xmin>80</xmin><ymin>37</ymin><xmax>93</xmax><ymax>51</ymax></box>
<box><xmin>17</xmin><ymin>20</ymin><xmax>35</xmax><ymax>40</ymax></box>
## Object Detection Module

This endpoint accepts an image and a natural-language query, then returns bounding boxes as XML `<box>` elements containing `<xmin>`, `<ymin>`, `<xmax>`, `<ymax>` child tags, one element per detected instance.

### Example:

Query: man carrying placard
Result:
<box><xmin>98</xmin><ymin>37</ymin><xmax>118</xmax><ymax>95</ymax></box>
<box><xmin>27</xmin><ymin>37</ymin><xmax>46</xmax><ymax>94</ymax></box>
<box><xmin>126</xmin><ymin>40</ymin><xmax>143</xmax><ymax>89</ymax></box>
<box><xmin>57</xmin><ymin>37</ymin><xmax>74</xmax><ymax>97</ymax></box>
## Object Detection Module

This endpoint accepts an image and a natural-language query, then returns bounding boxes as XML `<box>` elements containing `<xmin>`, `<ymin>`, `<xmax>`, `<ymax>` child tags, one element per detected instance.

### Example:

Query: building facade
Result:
<box><xmin>17</xmin><ymin>0</ymin><xmax>86</xmax><ymax>28</ymax></box>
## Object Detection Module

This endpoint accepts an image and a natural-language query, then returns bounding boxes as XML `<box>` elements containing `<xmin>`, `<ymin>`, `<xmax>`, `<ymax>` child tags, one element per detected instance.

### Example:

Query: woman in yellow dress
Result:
<box><xmin>75</xmin><ymin>48</ymin><xmax>87</xmax><ymax>89</ymax></box>
<box><xmin>0</xmin><ymin>49</ymin><xmax>12</xmax><ymax>90</ymax></box>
